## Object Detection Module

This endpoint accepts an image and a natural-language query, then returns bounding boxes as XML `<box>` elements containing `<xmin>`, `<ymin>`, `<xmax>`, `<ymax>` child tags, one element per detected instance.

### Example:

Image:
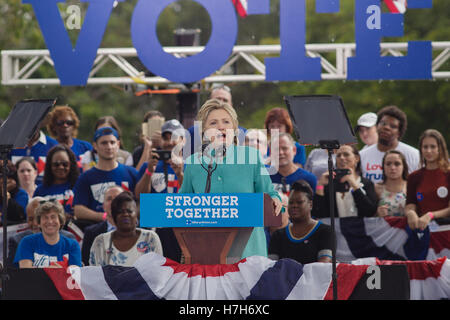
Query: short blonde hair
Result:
<box><xmin>197</xmin><ymin>99</ymin><xmax>239</xmax><ymax>134</ymax></box>
<box><xmin>35</xmin><ymin>201</ymin><xmax>66</xmax><ymax>229</ymax></box>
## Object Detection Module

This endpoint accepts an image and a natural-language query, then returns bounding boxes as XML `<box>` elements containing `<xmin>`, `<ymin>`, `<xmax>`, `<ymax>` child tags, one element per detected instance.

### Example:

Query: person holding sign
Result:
<box><xmin>179</xmin><ymin>99</ymin><xmax>282</xmax><ymax>259</ymax></box>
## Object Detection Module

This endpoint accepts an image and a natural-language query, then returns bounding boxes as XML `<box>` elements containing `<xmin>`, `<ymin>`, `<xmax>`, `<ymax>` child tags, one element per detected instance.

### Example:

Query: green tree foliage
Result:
<box><xmin>0</xmin><ymin>0</ymin><xmax>448</xmax><ymax>154</ymax></box>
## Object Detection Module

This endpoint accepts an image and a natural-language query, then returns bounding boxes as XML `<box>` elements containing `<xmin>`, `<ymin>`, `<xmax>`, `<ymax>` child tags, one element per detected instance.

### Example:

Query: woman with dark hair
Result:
<box><xmin>313</xmin><ymin>145</ymin><xmax>378</xmax><ymax>218</ymax></box>
<box><xmin>47</xmin><ymin>105</ymin><xmax>93</xmax><ymax>166</ymax></box>
<box><xmin>406</xmin><ymin>129</ymin><xmax>450</xmax><ymax>230</ymax></box>
<box><xmin>89</xmin><ymin>191</ymin><xmax>162</xmax><ymax>266</ymax></box>
<box><xmin>375</xmin><ymin>150</ymin><xmax>408</xmax><ymax>217</ymax></box>
<box><xmin>33</xmin><ymin>145</ymin><xmax>79</xmax><ymax>217</ymax></box>
<box><xmin>264</xmin><ymin>107</ymin><xmax>307</xmax><ymax>167</ymax></box>
<box><xmin>132</xmin><ymin>110</ymin><xmax>165</xmax><ymax>171</ymax></box>
<box><xmin>0</xmin><ymin>160</ymin><xmax>28</xmax><ymax>225</ymax></box>
<box><xmin>269</xmin><ymin>180</ymin><xmax>332</xmax><ymax>264</ymax></box>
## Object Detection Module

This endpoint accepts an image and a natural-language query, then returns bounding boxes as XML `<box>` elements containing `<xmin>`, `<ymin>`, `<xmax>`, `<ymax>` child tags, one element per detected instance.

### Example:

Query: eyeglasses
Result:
<box><xmin>56</xmin><ymin>120</ymin><xmax>75</xmax><ymax>127</ymax></box>
<box><xmin>39</xmin><ymin>199</ymin><xmax>58</xmax><ymax>204</ymax></box>
<box><xmin>378</xmin><ymin>120</ymin><xmax>399</xmax><ymax>130</ymax></box>
<box><xmin>51</xmin><ymin>161</ymin><xmax>70</xmax><ymax>168</ymax></box>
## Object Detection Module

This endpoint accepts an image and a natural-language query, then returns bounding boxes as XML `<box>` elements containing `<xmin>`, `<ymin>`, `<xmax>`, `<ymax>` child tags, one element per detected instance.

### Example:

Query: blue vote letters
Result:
<box><xmin>22</xmin><ymin>0</ymin><xmax>433</xmax><ymax>85</ymax></box>
<box><xmin>23</xmin><ymin>0</ymin><xmax>122</xmax><ymax>86</ymax></box>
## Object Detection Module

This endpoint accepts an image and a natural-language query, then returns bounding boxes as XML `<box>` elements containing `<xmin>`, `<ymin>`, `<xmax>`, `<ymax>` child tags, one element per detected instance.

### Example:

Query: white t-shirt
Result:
<box><xmin>360</xmin><ymin>142</ymin><xmax>420</xmax><ymax>184</ymax></box>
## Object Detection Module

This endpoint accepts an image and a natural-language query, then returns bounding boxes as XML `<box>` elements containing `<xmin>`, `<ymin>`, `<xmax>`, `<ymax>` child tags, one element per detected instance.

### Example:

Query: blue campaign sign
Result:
<box><xmin>140</xmin><ymin>193</ymin><xmax>264</xmax><ymax>228</ymax></box>
<box><xmin>22</xmin><ymin>0</ymin><xmax>433</xmax><ymax>85</ymax></box>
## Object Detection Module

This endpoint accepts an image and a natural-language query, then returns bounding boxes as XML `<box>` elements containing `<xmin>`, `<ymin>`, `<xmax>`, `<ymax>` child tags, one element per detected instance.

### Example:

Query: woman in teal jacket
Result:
<box><xmin>179</xmin><ymin>99</ymin><xmax>282</xmax><ymax>258</ymax></box>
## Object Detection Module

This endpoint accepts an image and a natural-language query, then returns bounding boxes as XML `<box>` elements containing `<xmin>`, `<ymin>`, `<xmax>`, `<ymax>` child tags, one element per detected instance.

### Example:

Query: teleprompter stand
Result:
<box><xmin>0</xmin><ymin>99</ymin><xmax>55</xmax><ymax>298</ymax></box>
<box><xmin>284</xmin><ymin>95</ymin><xmax>357</xmax><ymax>300</ymax></box>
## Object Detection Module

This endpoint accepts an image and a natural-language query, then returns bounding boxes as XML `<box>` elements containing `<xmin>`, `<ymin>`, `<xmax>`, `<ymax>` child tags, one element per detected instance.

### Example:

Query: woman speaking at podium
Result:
<box><xmin>179</xmin><ymin>99</ymin><xmax>282</xmax><ymax>259</ymax></box>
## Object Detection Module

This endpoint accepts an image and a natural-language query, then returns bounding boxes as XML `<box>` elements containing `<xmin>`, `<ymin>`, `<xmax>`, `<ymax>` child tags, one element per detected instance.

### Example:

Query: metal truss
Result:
<box><xmin>2</xmin><ymin>41</ymin><xmax>450</xmax><ymax>86</ymax></box>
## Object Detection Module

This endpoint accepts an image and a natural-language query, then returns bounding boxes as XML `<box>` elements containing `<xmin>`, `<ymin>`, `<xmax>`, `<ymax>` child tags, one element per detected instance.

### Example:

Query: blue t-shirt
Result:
<box><xmin>73</xmin><ymin>163</ymin><xmax>139</xmax><ymax>212</ymax></box>
<box><xmin>293</xmin><ymin>142</ymin><xmax>307</xmax><ymax>167</ymax></box>
<box><xmin>10</xmin><ymin>134</ymin><xmax>59</xmax><ymax>184</ymax></box>
<box><xmin>270</xmin><ymin>168</ymin><xmax>317</xmax><ymax>195</ymax></box>
<box><xmin>34</xmin><ymin>182</ymin><xmax>75</xmax><ymax>215</ymax></box>
<box><xmin>15</xmin><ymin>188</ymin><xmax>29</xmax><ymax>213</ymax></box>
<box><xmin>14</xmin><ymin>232</ymin><xmax>81</xmax><ymax>267</ymax></box>
<box><xmin>137</xmin><ymin>161</ymin><xmax>181</xmax><ymax>193</ymax></box>
<box><xmin>71</xmin><ymin>138</ymin><xmax>93</xmax><ymax>160</ymax></box>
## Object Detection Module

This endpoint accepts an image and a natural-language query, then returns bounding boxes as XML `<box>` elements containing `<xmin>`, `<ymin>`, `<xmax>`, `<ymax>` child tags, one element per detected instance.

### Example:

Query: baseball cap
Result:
<box><xmin>355</xmin><ymin>112</ymin><xmax>377</xmax><ymax>131</ymax></box>
<box><xmin>162</xmin><ymin>119</ymin><xmax>185</xmax><ymax>136</ymax></box>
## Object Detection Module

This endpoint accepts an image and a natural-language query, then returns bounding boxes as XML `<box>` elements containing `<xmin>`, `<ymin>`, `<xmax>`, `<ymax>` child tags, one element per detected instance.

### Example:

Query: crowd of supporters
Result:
<box><xmin>2</xmin><ymin>85</ymin><xmax>449</xmax><ymax>269</ymax></box>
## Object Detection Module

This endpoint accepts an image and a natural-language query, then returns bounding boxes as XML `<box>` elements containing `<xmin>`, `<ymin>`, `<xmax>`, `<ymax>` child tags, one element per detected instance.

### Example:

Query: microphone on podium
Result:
<box><xmin>200</xmin><ymin>141</ymin><xmax>226</xmax><ymax>193</ymax></box>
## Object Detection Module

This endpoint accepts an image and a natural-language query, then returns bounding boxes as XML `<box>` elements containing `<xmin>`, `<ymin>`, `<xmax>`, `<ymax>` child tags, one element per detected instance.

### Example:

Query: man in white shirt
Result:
<box><xmin>360</xmin><ymin>105</ymin><xmax>420</xmax><ymax>184</ymax></box>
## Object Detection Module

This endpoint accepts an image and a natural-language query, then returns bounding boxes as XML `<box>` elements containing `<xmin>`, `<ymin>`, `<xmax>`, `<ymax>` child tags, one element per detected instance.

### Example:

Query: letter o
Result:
<box><xmin>192</xmin><ymin>196</ymin><xmax>201</xmax><ymax>206</ymax></box>
<box><xmin>131</xmin><ymin>0</ymin><xmax>238</xmax><ymax>83</ymax></box>
<box><xmin>174</xmin><ymin>208</ymin><xmax>184</xmax><ymax>218</ymax></box>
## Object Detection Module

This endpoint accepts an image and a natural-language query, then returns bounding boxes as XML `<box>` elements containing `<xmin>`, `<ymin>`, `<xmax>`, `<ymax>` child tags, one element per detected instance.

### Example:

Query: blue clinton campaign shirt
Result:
<box><xmin>9</xmin><ymin>132</ymin><xmax>58</xmax><ymax>184</ymax></box>
<box><xmin>138</xmin><ymin>161</ymin><xmax>181</xmax><ymax>194</ymax></box>
<box><xmin>73</xmin><ymin>163</ymin><xmax>139</xmax><ymax>212</ymax></box>
<box><xmin>14</xmin><ymin>232</ymin><xmax>81</xmax><ymax>267</ymax></box>
<box><xmin>70</xmin><ymin>138</ymin><xmax>93</xmax><ymax>162</ymax></box>
<box><xmin>270</xmin><ymin>167</ymin><xmax>317</xmax><ymax>195</ymax></box>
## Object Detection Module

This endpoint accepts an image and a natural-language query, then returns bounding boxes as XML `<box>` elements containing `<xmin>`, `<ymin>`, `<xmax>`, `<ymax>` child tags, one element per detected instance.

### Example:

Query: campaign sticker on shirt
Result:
<box><xmin>437</xmin><ymin>186</ymin><xmax>448</xmax><ymax>199</ymax></box>
<box><xmin>136</xmin><ymin>241</ymin><xmax>150</xmax><ymax>253</ymax></box>
<box><xmin>416</xmin><ymin>192</ymin><xmax>424</xmax><ymax>202</ymax></box>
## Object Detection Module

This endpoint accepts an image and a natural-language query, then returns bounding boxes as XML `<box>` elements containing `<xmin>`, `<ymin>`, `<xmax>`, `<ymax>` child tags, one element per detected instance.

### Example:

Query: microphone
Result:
<box><xmin>202</xmin><ymin>142</ymin><xmax>226</xmax><ymax>159</ymax></box>
<box><xmin>199</xmin><ymin>141</ymin><xmax>223</xmax><ymax>193</ymax></box>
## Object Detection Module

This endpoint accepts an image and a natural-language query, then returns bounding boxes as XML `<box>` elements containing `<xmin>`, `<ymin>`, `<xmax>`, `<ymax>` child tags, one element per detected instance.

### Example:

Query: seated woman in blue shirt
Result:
<box><xmin>179</xmin><ymin>99</ymin><xmax>282</xmax><ymax>259</ymax></box>
<box><xmin>14</xmin><ymin>200</ymin><xmax>82</xmax><ymax>268</ymax></box>
<box><xmin>34</xmin><ymin>145</ymin><xmax>79</xmax><ymax>218</ymax></box>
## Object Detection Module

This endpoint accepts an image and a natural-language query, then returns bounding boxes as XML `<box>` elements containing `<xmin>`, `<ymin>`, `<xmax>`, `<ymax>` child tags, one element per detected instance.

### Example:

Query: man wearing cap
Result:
<box><xmin>73</xmin><ymin>127</ymin><xmax>139</xmax><ymax>224</ymax></box>
<box><xmin>134</xmin><ymin>119</ymin><xmax>185</xmax><ymax>262</ymax></box>
<box><xmin>355</xmin><ymin>112</ymin><xmax>378</xmax><ymax>150</ymax></box>
<box><xmin>135</xmin><ymin>119</ymin><xmax>185</xmax><ymax>197</ymax></box>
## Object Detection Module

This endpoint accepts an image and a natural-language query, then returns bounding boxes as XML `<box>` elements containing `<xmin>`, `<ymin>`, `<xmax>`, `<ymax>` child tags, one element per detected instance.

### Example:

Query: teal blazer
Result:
<box><xmin>179</xmin><ymin>145</ymin><xmax>280</xmax><ymax>258</ymax></box>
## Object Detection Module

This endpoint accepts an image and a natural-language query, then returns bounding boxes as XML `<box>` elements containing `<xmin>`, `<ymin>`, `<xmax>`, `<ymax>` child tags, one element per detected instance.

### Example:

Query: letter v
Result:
<box><xmin>23</xmin><ymin>0</ymin><xmax>120</xmax><ymax>86</ymax></box>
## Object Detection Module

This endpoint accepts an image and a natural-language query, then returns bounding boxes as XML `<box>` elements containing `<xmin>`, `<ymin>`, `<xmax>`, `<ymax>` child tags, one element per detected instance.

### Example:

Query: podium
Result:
<box><xmin>140</xmin><ymin>193</ymin><xmax>281</xmax><ymax>264</ymax></box>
